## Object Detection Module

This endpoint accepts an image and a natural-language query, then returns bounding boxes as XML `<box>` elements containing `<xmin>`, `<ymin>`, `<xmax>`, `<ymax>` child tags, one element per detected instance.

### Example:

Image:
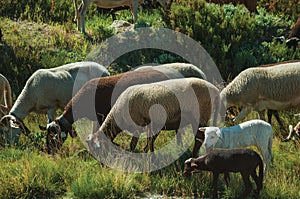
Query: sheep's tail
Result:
<box><xmin>4</xmin><ymin>76</ymin><xmax>12</xmax><ymax>110</ymax></box>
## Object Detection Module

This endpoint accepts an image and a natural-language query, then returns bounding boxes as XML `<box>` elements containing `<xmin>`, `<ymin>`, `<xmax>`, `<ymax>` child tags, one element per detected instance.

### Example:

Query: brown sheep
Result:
<box><xmin>87</xmin><ymin>78</ymin><xmax>220</xmax><ymax>155</ymax></box>
<box><xmin>44</xmin><ymin>66</ymin><xmax>207</xmax><ymax>154</ymax></box>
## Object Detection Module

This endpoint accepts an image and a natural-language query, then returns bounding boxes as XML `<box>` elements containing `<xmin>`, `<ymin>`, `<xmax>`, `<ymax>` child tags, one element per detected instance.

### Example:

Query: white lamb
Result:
<box><xmin>220</xmin><ymin>61</ymin><xmax>300</xmax><ymax>122</ymax></box>
<box><xmin>1</xmin><ymin>61</ymin><xmax>109</xmax><ymax>144</ymax></box>
<box><xmin>199</xmin><ymin>119</ymin><xmax>273</xmax><ymax>170</ymax></box>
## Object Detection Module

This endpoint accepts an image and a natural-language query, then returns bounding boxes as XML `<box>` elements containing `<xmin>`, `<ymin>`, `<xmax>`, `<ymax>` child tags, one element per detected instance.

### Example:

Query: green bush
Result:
<box><xmin>167</xmin><ymin>0</ymin><xmax>299</xmax><ymax>79</ymax></box>
<box><xmin>0</xmin><ymin>0</ymin><xmax>79</xmax><ymax>24</ymax></box>
<box><xmin>258</xmin><ymin>0</ymin><xmax>299</xmax><ymax>22</ymax></box>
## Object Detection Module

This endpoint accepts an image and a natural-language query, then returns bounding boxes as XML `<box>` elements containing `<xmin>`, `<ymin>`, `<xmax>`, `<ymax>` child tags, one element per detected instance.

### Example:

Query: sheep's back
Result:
<box><xmin>218</xmin><ymin>119</ymin><xmax>272</xmax><ymax>148</ymax></box>
<box><xmin>222</xmin><ymin>61</ymin><xmax>300</xmax><ymax>106</ymax></box>
<box><xmin>134</xmin><ymin>63</ymin><xmax>207</xmax><ymax>80</ymax></box>
<box><xmin>113</xmin><ymin>78</ymin><xmax>218</xmax><ymax>128</ymax></box>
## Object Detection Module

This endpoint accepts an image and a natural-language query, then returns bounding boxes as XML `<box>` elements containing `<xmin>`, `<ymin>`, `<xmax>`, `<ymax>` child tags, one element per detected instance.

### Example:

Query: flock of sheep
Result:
<box><xmin>0</xmin><ymin>60</ymin><xmax>300</xmax><ymax>198</ymax></box>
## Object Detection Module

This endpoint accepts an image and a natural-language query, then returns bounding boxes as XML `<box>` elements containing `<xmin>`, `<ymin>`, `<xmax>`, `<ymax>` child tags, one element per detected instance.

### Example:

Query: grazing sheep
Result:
<box><xmin>284</xmin><ymin>122</ymin><xmax>300</xmax><ymax>142</ymax></box>
<box><xmin>220</xmin><ymin>61</ymin><xmax>300</xmax><ymax>123</ymax></box>
<box><xmin>45</xmin><ymin>64</ymin><xmax>209</xmax><ymax>154</ymax></box>
<box><xmin>183</xmin><ymin>148</ymin><xmax>263</xmax><ymax>199</ymax></box>
<box><xmin>96</xmin><ymin>0</ymin><xmax>169</xmax><ymax>21</ymax></box>
<box><xmin>0</xmin><ymin>73</ymin><xmax>12</xmax><ymax>118</ymax></box>
<box><xmin>88</xmin><ymin>78</ymin><xmax>220</xmax><ymax>156</ymax></box>
<box><xmin>225</xmin><ymin>60</ymin><xmax>300</xmax><ymax>133</ymax></box>
<box><xmin>133</xmin><ymin>63</ymin><xmax>207</xmax><ymax>80</ymax></box>
<box><xmin>74</xmin><ymin>0</ymin><xmax>172</xmax><ymax>33</ymax></box>
<box><xmin>284</xmin><ymin>114</ymin><xmax>300</xmax><ymax>142</ymax></box>
<box><xmin>1</xmin><ymin>62</ymin><xmax>109</xmax><ymax>145</ymax></box>
<box><xmin>205</xmin><ymin>0</ymin><xmax>258</xmax><ymax>13</ymax></box>
<box><xmin>198</xmin><ymin>119</ymin><xmax>273</xmax><ymax>170</ymax></box>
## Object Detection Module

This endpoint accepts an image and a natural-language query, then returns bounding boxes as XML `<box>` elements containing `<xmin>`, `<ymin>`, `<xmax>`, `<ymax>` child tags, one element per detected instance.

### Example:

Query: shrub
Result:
<box><xmin>167</xmin><ymin>0</ymin><xmax>299</xmax><ymax>78</ymax></box>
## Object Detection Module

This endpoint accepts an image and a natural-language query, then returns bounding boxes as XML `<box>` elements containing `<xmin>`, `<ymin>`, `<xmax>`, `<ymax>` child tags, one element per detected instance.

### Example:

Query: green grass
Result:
<box><xmin>1</xmin><ymin>0</ymin><xmax>300</xmax><ymax>198</ymax></box>
<box><xmin>0</xmin><ymin>115</ymin><xmax>300</xmax><ymax>198</ymax></box>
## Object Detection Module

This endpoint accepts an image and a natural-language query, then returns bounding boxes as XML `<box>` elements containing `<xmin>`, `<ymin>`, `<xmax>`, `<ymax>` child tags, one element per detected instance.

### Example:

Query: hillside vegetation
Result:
<box><xmin>0</xmin><ymin>0</ymin><xmax>299</xmax><ymax>198</ymax></box>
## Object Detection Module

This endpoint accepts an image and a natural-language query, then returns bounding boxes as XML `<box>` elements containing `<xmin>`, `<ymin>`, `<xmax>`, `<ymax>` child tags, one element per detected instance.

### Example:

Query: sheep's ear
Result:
<box><xmin>184</xmin><ymin>158</ymin><xmax>193</xmax><ymax>164</ymax></box>
<box><xmin>198</xmin><ymin>127</ymin><xmax>206</xmax><ymax>133</ymax></box>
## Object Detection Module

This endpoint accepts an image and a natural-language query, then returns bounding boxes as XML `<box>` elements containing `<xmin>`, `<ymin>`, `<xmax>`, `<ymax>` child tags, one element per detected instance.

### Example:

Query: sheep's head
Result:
<box><xmin>183</xmin><ymin>155</ymin><xmax>207</xmax><ymax>176</ymax></box>
<box><xmin>40</xmin><ymin>117</ymin><xmax>77</xmax><ymax>154</ymax></box>
<box><xmin>0</xmin><ymin>115</ymin><xmax>29</xmax><ymax>145</ymax></box>
<box><xmin>284</xmin><ymin>122</ymin><xmax>300</xmax><ymax>142</ymax></box>
<box><xmin>183</xmin><ymin>158</ymin><xmax>197</xmax><ymax>176</ymax></box>
<box><xmin>40</xmin><ymin>121</ymin><xmax>67</xmax><ymax>154</ymax></box>
<box><xmin>202</xmin><ymin>127</ymin><xmax>220</xmax><ymax>153</ymax></box>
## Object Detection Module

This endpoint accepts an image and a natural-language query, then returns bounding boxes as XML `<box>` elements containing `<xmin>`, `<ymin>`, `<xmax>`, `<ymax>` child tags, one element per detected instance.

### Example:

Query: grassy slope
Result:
<box><xmin>0</xmin><ymin>2</ymin><xmax>300</xmax><ymax>198</ymax></box>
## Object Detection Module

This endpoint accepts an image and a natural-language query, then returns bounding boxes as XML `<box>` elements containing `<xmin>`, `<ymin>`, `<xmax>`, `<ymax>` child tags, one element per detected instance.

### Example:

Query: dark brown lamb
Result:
<box><xmin>184</xmin><ymin>148</ymin><xmax>263</xmax><ymax>199</ymax></box>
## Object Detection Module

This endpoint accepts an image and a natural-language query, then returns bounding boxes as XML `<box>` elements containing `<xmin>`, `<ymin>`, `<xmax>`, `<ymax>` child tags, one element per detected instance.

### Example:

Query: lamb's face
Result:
<box><xmin>0</xmin><ymin>115</ymin><xmax>22</xmax><ymax>145</ymax></box>
<box><xmin>203</xmin><ymin>127</ymin><xmax>220</xmax><ymax>152</ymax></box>
<box><xmin>183</xmin><ymin>158</ymin><xmax>195</xmax><ymax>176</ymax></box>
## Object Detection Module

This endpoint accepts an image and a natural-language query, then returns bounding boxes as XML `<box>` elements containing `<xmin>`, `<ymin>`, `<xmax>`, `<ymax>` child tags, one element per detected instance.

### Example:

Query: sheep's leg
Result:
<box><xmin>233</xmin><ymin>106</ymin><xmax>252</xmax><ymax>122</ymax></box>
<box><xmin>250</xmin><ymin>170</ymin><xmax>262</xmax><ymax>196</ymax></box>
<box><xmin>259</xmin><ymin>137</ymin><xmax>273</xmax><ymax>171</ymax></box>
<box><xmin>284</xmin><ymin>125</ymin><xmax>294</xmax><ymax>141</ymax></box>
<box><xmin>192</xmin><ymin>127</ymin><xmax>204</xmax><ymax>157</ymax></box>
<box><xmin>176</xmin><ymin>129</ymin><xmax>183</xmax><ymax>147</ymax></box>
<box><xmin>150</xmin><ymin>134</ymin><xmax>158</xmax><ymax>152</ymax></box>
<box><xmin>212</xmin><ymin>172</ymin><xmax>219</xmax><ymax>199</ymax></box>
<box><xmin>239</xmin><ymin>172</ymin><xmax>252</xmax><ymax>199</ymax></box>
<box><xmin>78</xmin><ymin>1</ymin><xmax>89</xmax><ymax>33</ymax></box>
<box><xmin>144</xmin><ymin>134</ymin><xmax>159</xmax><ymax>153</ymax></box>
<box><xmin>131</xmin><ymin>0</ymin><xmax>139</xmax><ymax>23</ymax></box>
<box><xmin>223</xmin><ymin>172</ymin><xmax>230</xmax><ymax>187</ymax></box>
<box><xmin>144</xmin><ymin>127</ymin><xmax>152</xmax><ymax>152</ymax></box>
<box><xmin>130</xmin><ymin>131</ymin><xmax>139</xmax><ymax>152</ymax></box>
<box><xmin>258</xmin><ymin>110</ymin><xmax>266</xmax><ymax>121</ymax></box>
<box><xmin>73</xmin><ymin>0</ymin><xmax>78</xmax><ymax>22</ymax></box>
<box><xmin>47</xmin><ymin>108</ymin><xmax>55</xmax><ymax>123</ymax></box>
<box><xmin>272</xmin><ymin>110</ymin><xmax>286</xmax><ymax>133</ymax></box>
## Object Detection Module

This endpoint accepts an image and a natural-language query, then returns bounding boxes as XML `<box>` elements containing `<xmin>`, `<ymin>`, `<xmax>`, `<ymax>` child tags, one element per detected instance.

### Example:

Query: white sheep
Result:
<box><xmin>198</xmin><ymin>119</ymin><xmax>273</xmax><ymax>170</ymax></box>
<box><xmin>88</xmin><ymin>77</ymin><xmax>220</xmax><ymax>156</ymax></box>
<box><xmin>1</xmin><ymin>61</ymin><xmax>109</xmax><ymax>144</ymax></box>
<box><xmin>134</xmin><ymin>63</ymin><xmax>207</xmax><ymax>80</ymax></box>
<box><xmin>220</xmin><ymin>61</ymin><xmax>300</xmax><ymax>122</ymax></box>
<box><xmin>0</xmin><ymin>73</ymin><xmax>12</xmax><ymax>117</ymax></box>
